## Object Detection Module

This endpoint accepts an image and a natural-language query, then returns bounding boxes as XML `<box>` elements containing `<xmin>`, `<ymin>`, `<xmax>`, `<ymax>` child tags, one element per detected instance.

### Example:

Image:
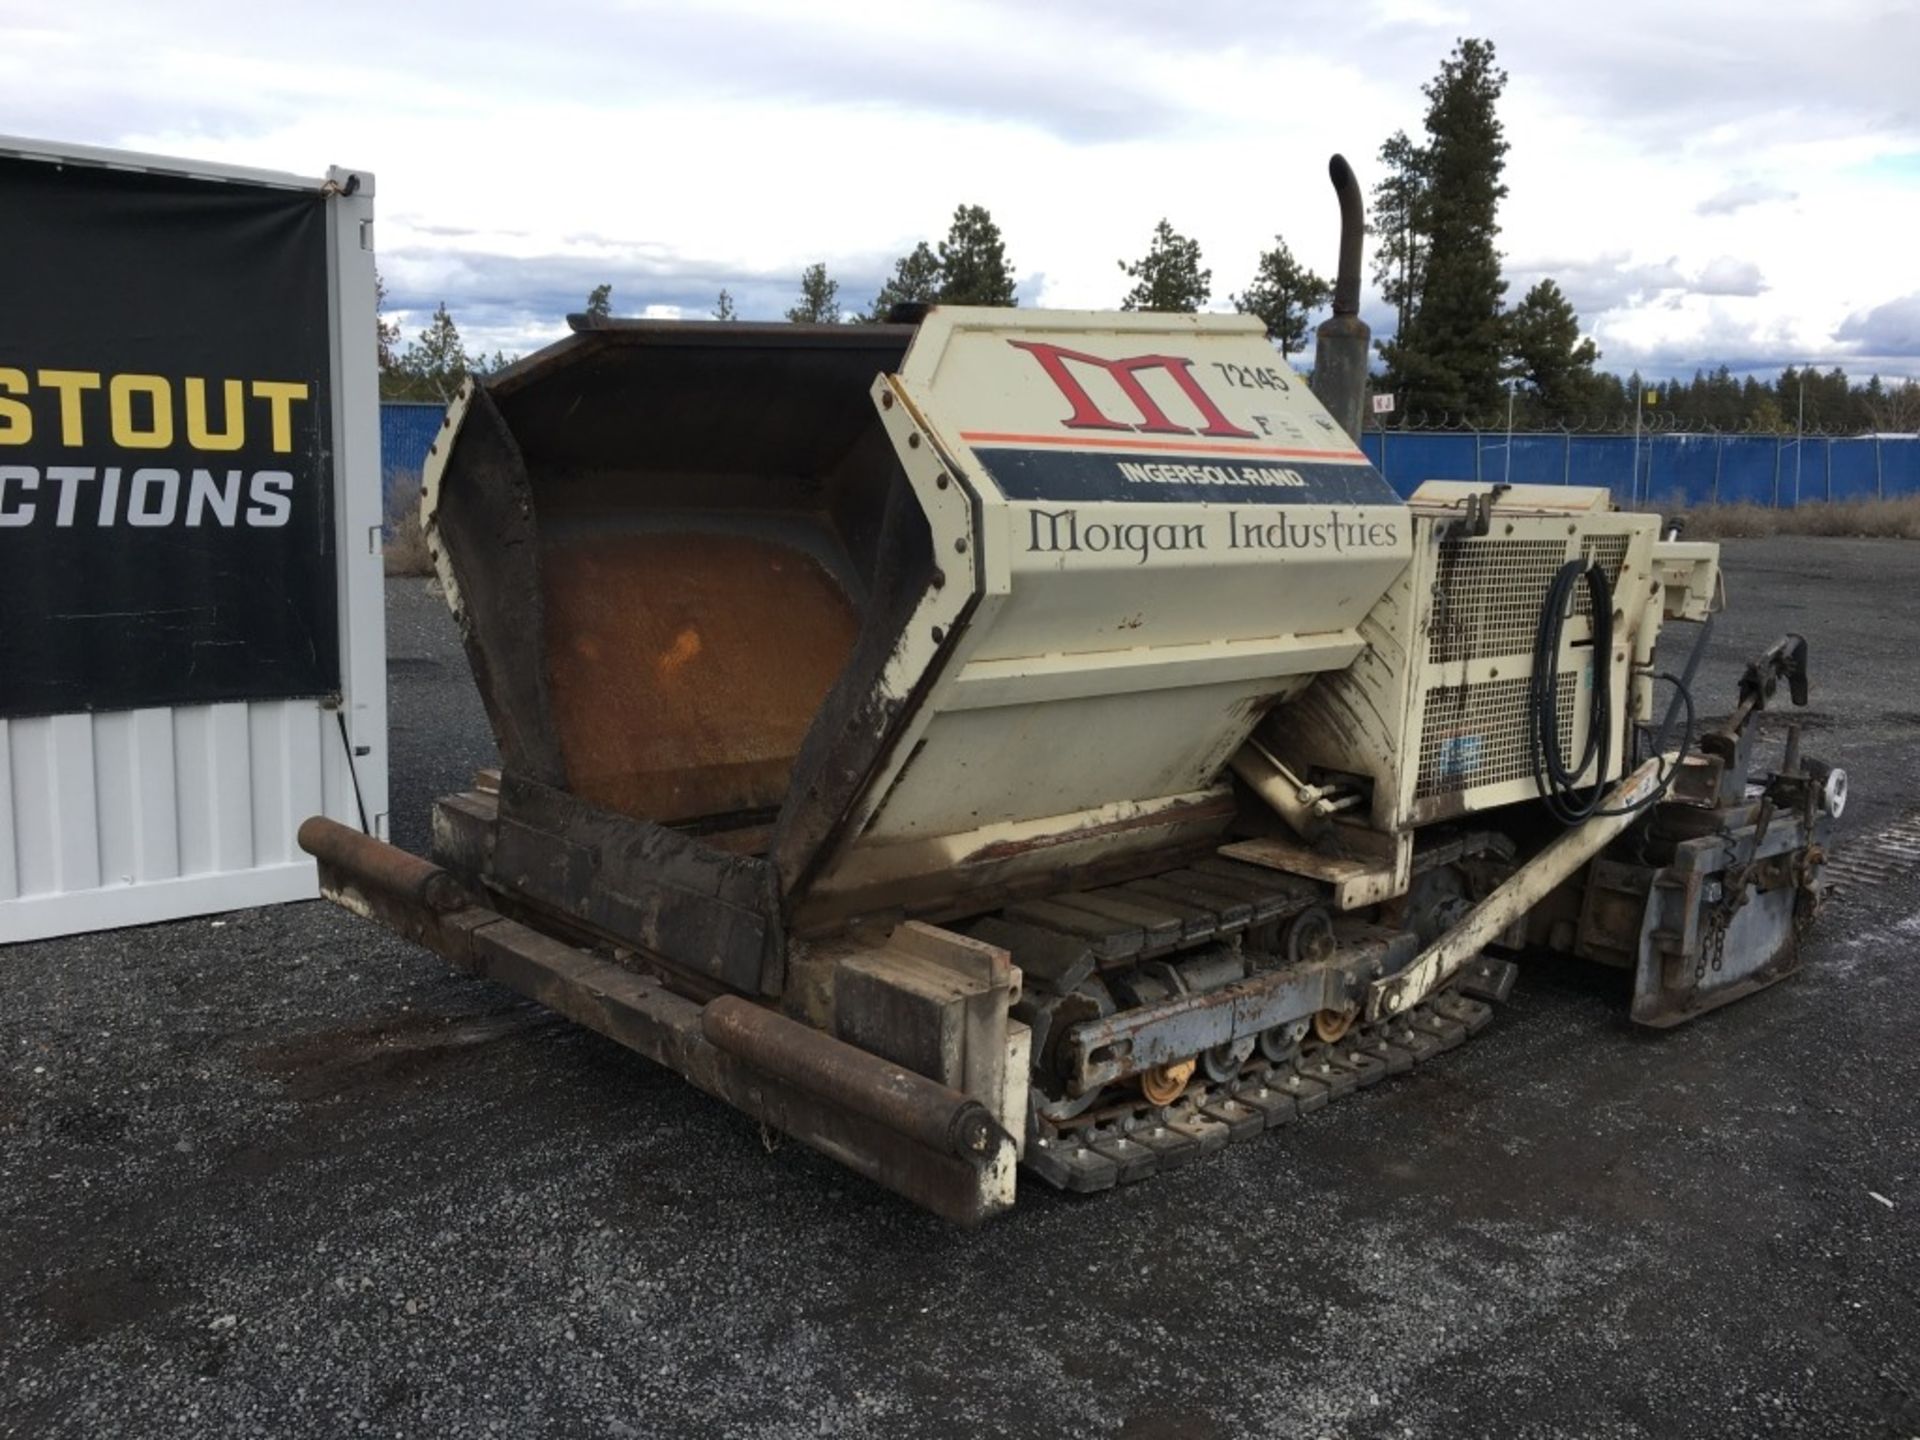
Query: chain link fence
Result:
<box><xmin>1360</xmin><ymin>426</ymin><xmax>1920</xmax><ymax>507</ymax></box>
<box><xmin>384</xmin><ymin>399</ymin><xmax>1918</xmax><ymax>514</ymax></box>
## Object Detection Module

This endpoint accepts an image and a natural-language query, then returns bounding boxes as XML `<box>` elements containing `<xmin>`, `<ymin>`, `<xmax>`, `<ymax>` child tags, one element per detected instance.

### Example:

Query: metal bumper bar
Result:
<box><xmin>297</xmin><ymin>817</ymin><xmax>1016</xmax><ymax>1225</ymax></box>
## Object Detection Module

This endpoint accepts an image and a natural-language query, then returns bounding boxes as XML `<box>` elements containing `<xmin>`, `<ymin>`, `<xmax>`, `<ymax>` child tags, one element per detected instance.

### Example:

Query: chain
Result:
<box><xmin>1692</xmin><ymin>831</ymin><xmax>1748</xmax><ymax>988</ymax></box>
<box><xmin>1695</xmin><ymin>906</ymin><xmax>1728</xmax><ymax>985</ymax></box>
<box><xmin>1694</xmin><ymin>861</ymin><xmax>1738</xmax><ymax>986</ymax></box>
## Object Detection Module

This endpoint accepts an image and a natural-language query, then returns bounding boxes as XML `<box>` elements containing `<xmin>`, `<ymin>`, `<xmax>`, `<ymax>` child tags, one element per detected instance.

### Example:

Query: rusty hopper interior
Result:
<box><xmin>302</xmin><ymin>287</ymin><xmax>1842</xmax><ymax>1223</ymax></box>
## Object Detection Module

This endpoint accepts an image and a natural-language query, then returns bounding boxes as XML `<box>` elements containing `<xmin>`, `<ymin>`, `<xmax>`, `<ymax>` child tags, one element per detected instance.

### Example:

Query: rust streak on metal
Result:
<box><xmin>297</xmin><ymin>816</ymin><xmax>469</xmax><ymax>913</ymax></box>
<box><xmin>541</xmin><ymin>531</ymin><xmax>860</xmax><ymax>825</ymax></box>
<box><xmin>701</xmin><ymin>995</ymin><xmax>1001</xmax><ymax>1163</ymax></box>
<box><xmin>963</xmin><ymin>794</ymin><xmax>1238</xmax><ymax>865</ymax></box>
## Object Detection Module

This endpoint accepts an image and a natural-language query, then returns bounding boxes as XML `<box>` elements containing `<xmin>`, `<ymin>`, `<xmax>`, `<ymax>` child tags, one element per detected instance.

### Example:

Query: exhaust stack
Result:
<box><xmin>1310</xmin><ymin>154</ymin><xmax>1371</xmax><ymax>445</ymax></box>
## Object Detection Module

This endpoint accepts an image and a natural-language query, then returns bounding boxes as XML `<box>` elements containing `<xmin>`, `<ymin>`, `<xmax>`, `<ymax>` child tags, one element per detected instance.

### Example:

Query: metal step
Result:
<box><xmin>979</xmin><ymin>858</ymin><xmax>1319</xmax><ymax>975</ymax></box>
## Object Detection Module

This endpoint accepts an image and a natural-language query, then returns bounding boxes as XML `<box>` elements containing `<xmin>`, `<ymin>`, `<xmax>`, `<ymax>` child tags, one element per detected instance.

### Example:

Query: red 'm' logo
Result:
<box><xmin>1009</xmin><ymin>339</ymin><xmax>1257</xmax><ymax>440</ymax></box>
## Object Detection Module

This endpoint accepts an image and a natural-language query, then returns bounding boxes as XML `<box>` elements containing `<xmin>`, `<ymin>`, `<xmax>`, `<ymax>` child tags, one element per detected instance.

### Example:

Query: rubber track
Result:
<box><xmin>1021</xmin><ymin>990</ymin><xmax>1497</xmax><ymax>1193</ymax></box>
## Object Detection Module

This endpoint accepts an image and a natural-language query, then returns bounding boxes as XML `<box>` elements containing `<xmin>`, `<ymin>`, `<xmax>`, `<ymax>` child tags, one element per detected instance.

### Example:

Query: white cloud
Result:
<box><xmin>1693</xmin><ymin>257</ymin><xmax>1767</xmax><ymax>298</ymax></box>
<box><xmin>1697</xmin><ymin>180</ymin><xmax>1796</xmax><ymax>215</ymax></box>
<box><xmin>1837</xmin><ymin>292</ymin><xmax>1920</xmax><ymax>360</ymax></box>
<box><xmin>2</xmin><ymin>0</ymin><xmax>1915</xmax><ymax>378</ymax></box>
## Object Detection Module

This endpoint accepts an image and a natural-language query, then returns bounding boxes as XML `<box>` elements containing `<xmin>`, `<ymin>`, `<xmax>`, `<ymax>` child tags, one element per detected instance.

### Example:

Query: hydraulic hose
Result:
<box><xmin>1529</xmin><ymin>559</ymin><xmax>1696</xmax><ymax>824</ymax></box>
<box><xmin>1529</xmin><ymin>560</ymin><xmax>1615</xmax><ymax>824</ymax></box>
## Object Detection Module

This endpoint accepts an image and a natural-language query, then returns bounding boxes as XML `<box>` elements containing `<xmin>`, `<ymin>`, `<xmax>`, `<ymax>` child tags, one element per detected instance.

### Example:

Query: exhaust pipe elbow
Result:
<box><xmin>1329</xmin><ymin>153</ymin><xmax>1363</xmax><ymax>319</ymax></box>
<box><xmin>1311</xmin><ymin>152</ymin><xmax>1372</xmax><ymax>444</ymax></box>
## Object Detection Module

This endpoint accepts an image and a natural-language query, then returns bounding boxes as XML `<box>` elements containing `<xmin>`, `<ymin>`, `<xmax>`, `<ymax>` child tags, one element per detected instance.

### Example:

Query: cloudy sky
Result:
<box><xmin>6</xmin><ymin>0</ymin><xmax>1918</xmax><ymax>379</ymax></box>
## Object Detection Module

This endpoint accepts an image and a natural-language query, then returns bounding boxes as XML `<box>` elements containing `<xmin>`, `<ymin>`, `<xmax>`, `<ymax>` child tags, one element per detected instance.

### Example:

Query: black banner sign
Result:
<box><xmin>972</xmin><ymin>445</ymin><xmax>1403</xmax><ymax>507</ymax></box>
<box><xmin>0</xmin><ymin>157</ymin><xmax>338</xmax><ymax>718</ymax></box>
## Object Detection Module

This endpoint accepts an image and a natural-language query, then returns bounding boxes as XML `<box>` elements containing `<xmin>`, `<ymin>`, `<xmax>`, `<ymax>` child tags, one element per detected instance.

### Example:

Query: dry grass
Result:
<box><xmin>383</xmin><ymin>469</ymin><xmax>434</xmax><ymax>576</ymax></box>
<box><xmin>1663</xmin><ymin>496</ymin><xmax>1920</xmax><ymax>540</ymax></box>
<box><xmin>384</xmin><ymin>511</ymin><xmax>433</xmax><ymax>576</ymax></box>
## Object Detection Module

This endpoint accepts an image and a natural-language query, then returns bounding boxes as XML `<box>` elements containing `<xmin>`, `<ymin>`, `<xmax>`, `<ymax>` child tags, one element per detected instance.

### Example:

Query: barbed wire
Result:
<box><xmin>1370</xmin><ymin>411</ymin><xmax>1900</xmax><ymax>438</ymax></box>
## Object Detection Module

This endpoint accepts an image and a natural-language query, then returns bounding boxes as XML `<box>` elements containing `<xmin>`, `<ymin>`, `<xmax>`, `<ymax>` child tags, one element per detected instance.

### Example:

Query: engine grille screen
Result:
<box><xmin>1415</xmin><ymin>672</ymin><xmax>1579</xmax><ymax>800</ymax></box>
<box><xmin>1427</xmin><ymin>533</ymin><xmax>1633</xmax><ymax>662</ymax></box>
<box><xmin>1427</xmin><ymin>539</ymin><xmax>1571</xmax><ymax>664</ymax></box>
<box><xmin>1577</xmin><ymin>533</ymin><xmax>1632</xmax><ymax>616</ymax></box>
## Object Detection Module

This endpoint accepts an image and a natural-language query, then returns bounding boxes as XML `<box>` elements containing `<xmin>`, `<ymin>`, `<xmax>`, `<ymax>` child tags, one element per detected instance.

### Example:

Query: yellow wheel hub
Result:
<box><xmin>1312</xmin><ymin>1006</ymin><xmax>1358</xmax><ymax>1044</ymax></box>
<box><xmin>1140</xmin><ymin>1057</ymin><xmax>1196</xmax><ymax>1105</ymax></box>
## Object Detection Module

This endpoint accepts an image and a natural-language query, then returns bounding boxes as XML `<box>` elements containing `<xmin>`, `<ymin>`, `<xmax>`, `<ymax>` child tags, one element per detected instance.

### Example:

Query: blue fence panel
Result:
<box><xmin>1647</xmin><ymin>434</ymin><xmax>1718</xmax><ymax>508</ymax></box>
<box><xmin>1829</xmin><ymin>438</ymin><xmax>1879</xmax><ymax>501</ymax></box>
<box><xmin>1882</xmin><ymin>437</ymin><xmax>1920</xmax><ymax>497</ymax></box>
<box><xmin>1361</xmin><ymin>427</ymin><xmax>1909</xmax><ymax>508</ymax></box>
<box><xmin>1372</xmin><ymin>432</ymin><xmax>1484</xmax><ymax>492</ymax></box>
<box><xmin>1713</xmin><ymin>438</ymin><xmax>1773</xmax><ymax>505</ymax></box>
<box><xmin>1565</xmin><ymin>436</ymin><xmax>1627</xmax><ymax>492</ymax></box>
<box><xmin>379</xmin><ymin>402</ymin><xmax>448</xmax><ymax>524</ymax></box>
<box><xmin>1774</xmin><ymin>439</ymin><xmax>1822</xmax><ymax>507</ymax></box>
<box><xmin>380</xmin><ymin>402</ymin><xmax>1906</xmax><ymax>514</ymax></box>
<box><xmin>1504</xmin><ymin>433</ymin><xmax>1568</xmax><ymax>485</ymax></box>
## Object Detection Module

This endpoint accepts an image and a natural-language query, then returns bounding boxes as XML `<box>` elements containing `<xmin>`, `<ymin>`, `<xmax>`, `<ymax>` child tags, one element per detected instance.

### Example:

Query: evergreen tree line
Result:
<box><xmin>792</xmin><ymin>203</ymin><xmax>1021</xmax><ymax>323</ymax></box>
<box><xmin>1523</xmin><ymin>364</ymin><xmax>1920</xmax><ymax>436</ymax></box>
<box><xmin>1366</xmin><ymin>38</ymin><xmax>1916</xmax><ymax>434</ymax></box>
<box><xmin>375</xmin><ymin>199</ymin><xmax>1333</xmax><ymax>404</ymax></box>
<box><xmin>783</xmin><ymin>205</ymin><xmax>1333</xmax><ymax>358</ymax></box>
<box><xmin>377</xmin><ymin>39</ymin><xmax>1916</xmax><ymax>433</ymax></box>
<box><xmin>779</xmin><ymin>36</ymin><xmax>1912</xmax><ymax>434</ymax></box>
<box><xmin>376</xmin><ymin>273</ymin><xmax>513</xmax><ymax>404</ymax></box>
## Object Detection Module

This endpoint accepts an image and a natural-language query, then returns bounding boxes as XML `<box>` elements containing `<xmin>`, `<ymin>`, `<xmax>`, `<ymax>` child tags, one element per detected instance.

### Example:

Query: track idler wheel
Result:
<box><xmin>1140</xmin><ymin>1058</ymin><xmax>1196</xmax><ymax>1106</ymax></box>
<box><xmin>1285</xmin><ymin>905</ymin><xmax>1337</xmax><ymax>965</ymax></box>
<box><xmin>1258</xmin><ymin>1017</ymin><xmax>1309</xmax><ymax>1064</ymax></box>
<box><xmin>1284</xmin><ymin>905</ymin><xmax>1356</xmax><ymax>1043</ymax></box>
<box><xmin>1200</xmin><ymin>1036</ymin><xmax>1255</xmax><ymax>1084</ymax></box>
<box><xmin>1031</xmin><ymin>980</ymin><xmax>1116</xmax><ymax>1123</ymax></box>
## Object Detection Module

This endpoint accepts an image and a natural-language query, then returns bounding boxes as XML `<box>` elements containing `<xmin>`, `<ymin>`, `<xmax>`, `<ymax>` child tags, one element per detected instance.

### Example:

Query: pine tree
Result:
<box><xmin>865</xmin><ymin>241</ymin><xmax>943</xmax><ymax>320</ymax></box>
<box><xmin>1505</xmin><ymin>279</ymin><xmax>1600</xmax><ymax>423</ymax></box>
<box><xmin>937</xmin><ymin>205</ymin><xmax>1018</xmax><ymax>306</ymax></box>
<box><xmin>1232</xmin><ymin>237</ymin><xmax>1330</xmax><ymax>357</ymax></box>
<box><xmin>1775</xmin><ymin>367</ymin><xmax>1805</xmax><ymax>430</ymax></box>
<box><xmin>1379</xmin><ymin>38</ymin><xmax>1511</xmax><ymax>423</ymax></box>
<box><xmin>1749</xmin><ymin>394</ymin><xmax>1788</xmax><ymax>434</ymax></box>
<box><xmin>584</xmin><ymin>283</ymin><xmax>613</xmax><ymax>319</ymax></box>
<box><xmin>1858</xmin><ymin>374</ymin><xmax>1885</xmax><ymax>430</ymax></box>
<box><xmin>1588</xmin><ymin>371</ymin><xmax>1628</xmax><ymax>427</ymax></box>
<box><xmin>1864</xmin><ymin>378</ymin><xmax>1920</xmax><ymax>433</ymax></box>
<box><xmin>713</xmin><ymin>288</ymin><xmax>737</xmax><ymax>321</ymax></box>
<box><xmin>374</xmin><ymin>267</ymin><xmax>401</xmax><ymax>373</ymax></box>
<box><xmin>786</xmin><ymin>264</ymin><xmax>841</xmax><ymax>324</ymax></box>
<box><xmin>1119</xmin><ymin>219</ymin><xmax>1210</xmax><ymax>313</ymax></box>
<box><xmin>1706</xmin><ymin>365</ymin><xmax>1741</xmax><ymax>430</ymax></box>
<box><xmin>1369</xmin><ymin>130</ymin><xmax>1429</xmax><ymax>342</ymax></box>
<box><xmin>1818</xmin><ymin>367</ymin><xmax>1851</xmax><ymax>430</ymax></box>
<box><xmin>391</xmin><ymin>303</ymin><xmax>472</xmax><ymax>403</ymax></box>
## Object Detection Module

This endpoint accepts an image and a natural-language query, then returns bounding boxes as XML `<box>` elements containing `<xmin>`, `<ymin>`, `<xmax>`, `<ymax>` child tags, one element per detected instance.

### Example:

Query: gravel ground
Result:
<box><xmin>3</xmin><ymin>538</ymin><xmax>1918</xmax><ymax>1439</ymax></box>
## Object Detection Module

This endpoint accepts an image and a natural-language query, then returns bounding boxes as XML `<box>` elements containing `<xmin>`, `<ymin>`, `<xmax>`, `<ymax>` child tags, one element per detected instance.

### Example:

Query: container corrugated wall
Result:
<box><xmin>0</xmin><ymin>699</ymin><xmax>360</xmax><ymax>941</ymax></box>
<box><xmin>0</xmin><ymin>138</ymin><xmax>387</xmax><ymax>947</ymax></box>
